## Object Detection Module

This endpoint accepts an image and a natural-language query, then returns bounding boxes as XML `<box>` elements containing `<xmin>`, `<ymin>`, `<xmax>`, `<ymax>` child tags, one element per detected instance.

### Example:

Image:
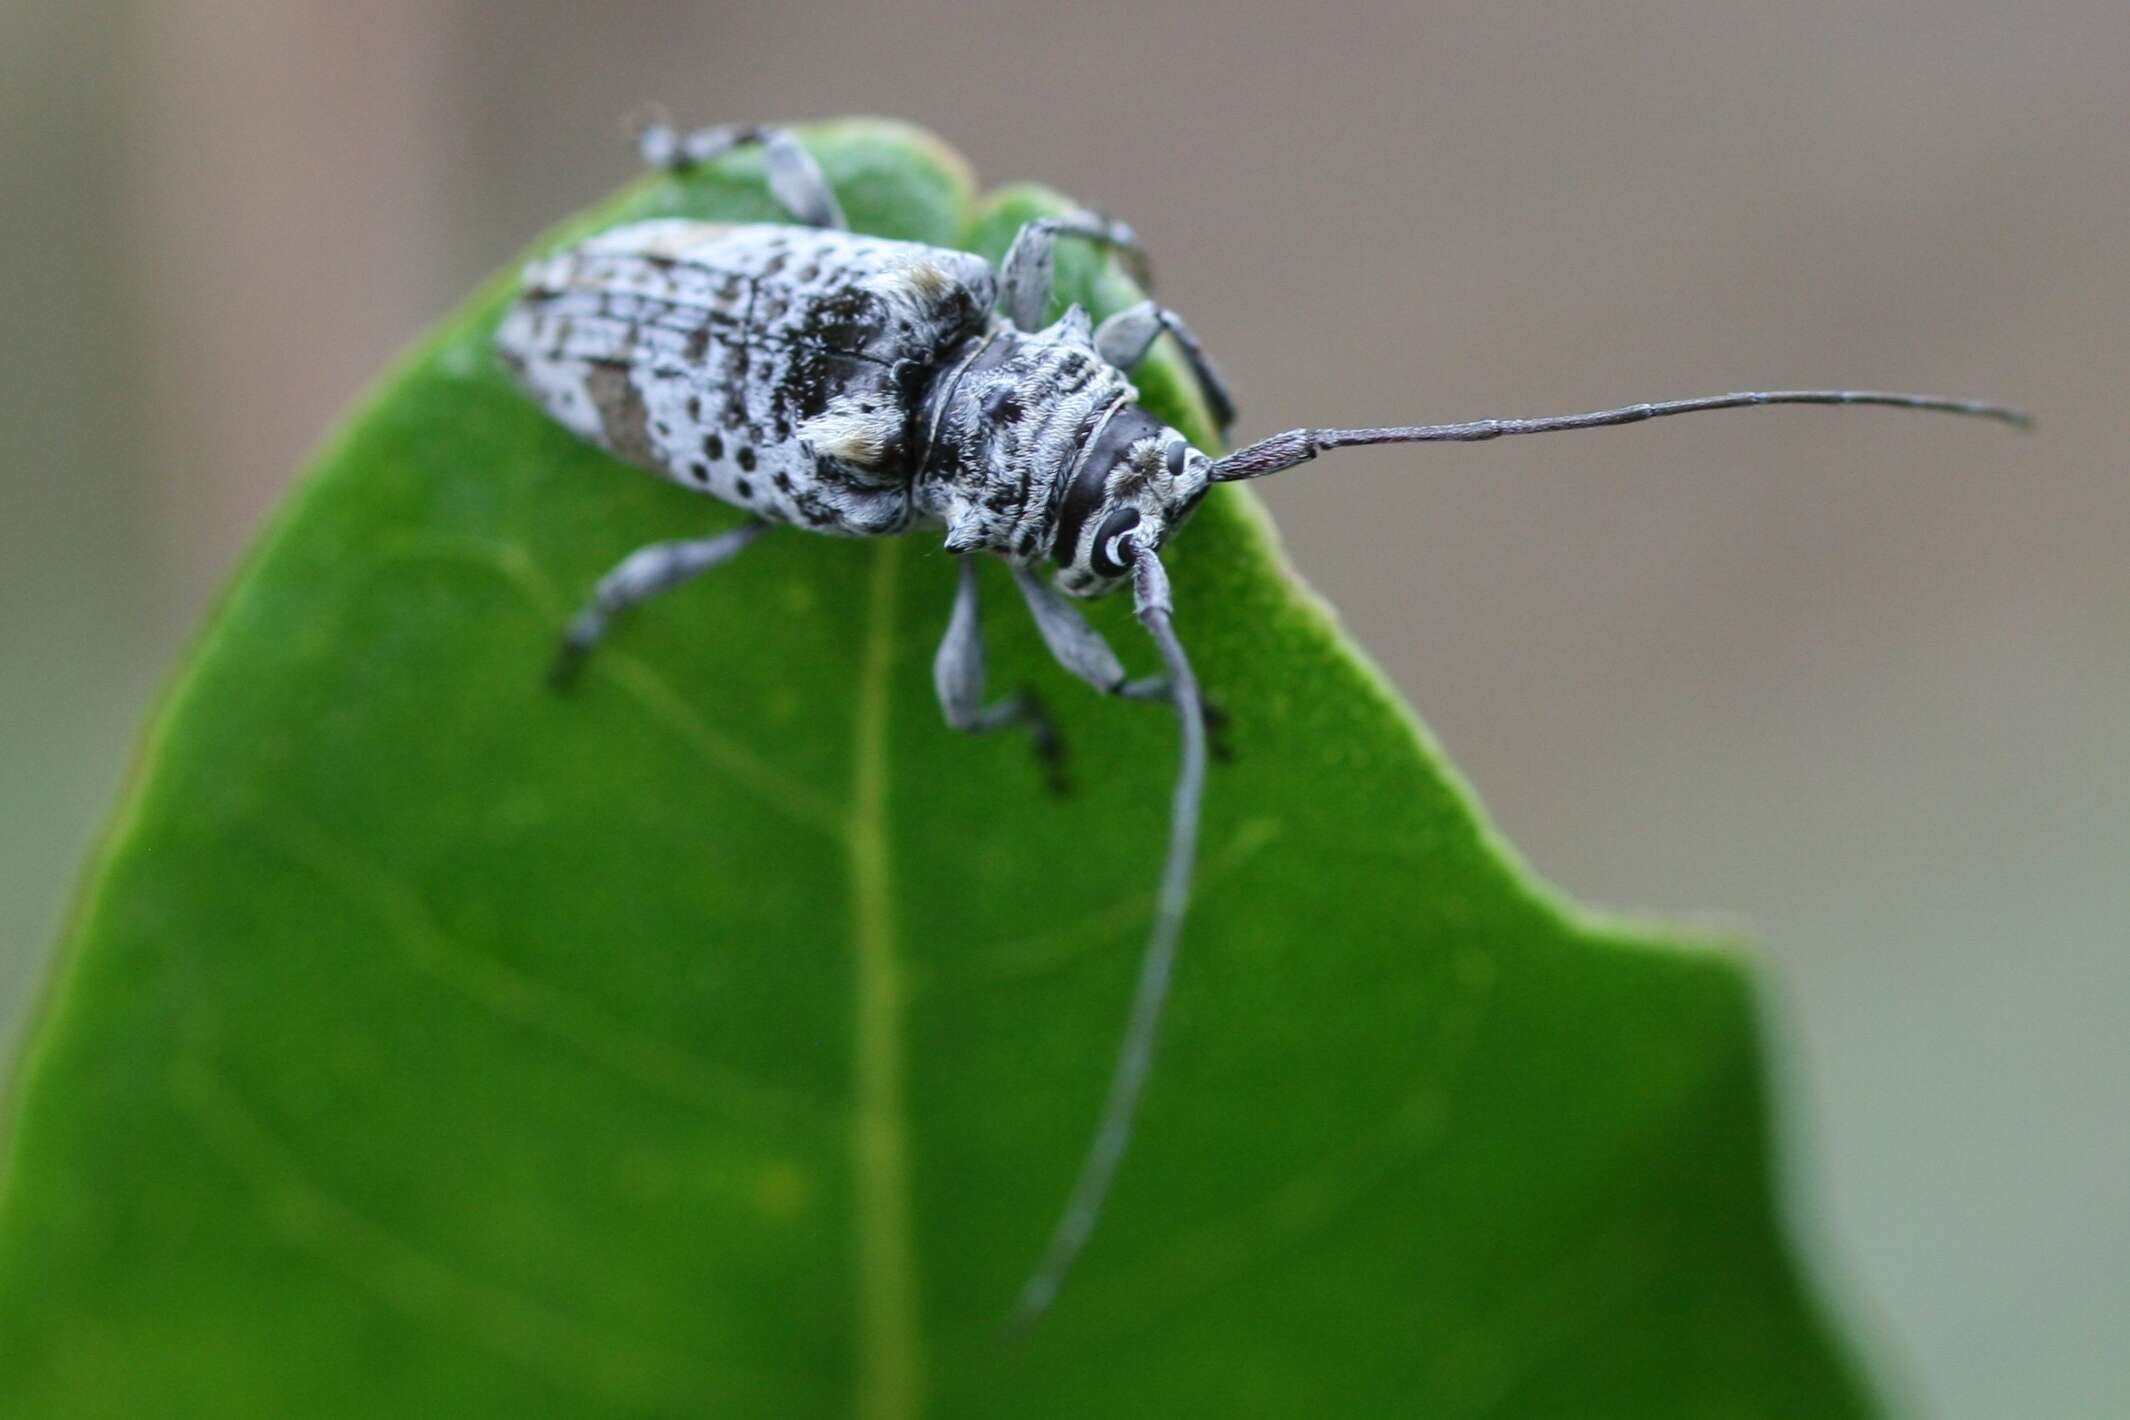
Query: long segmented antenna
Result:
<box><xmin>1208</xmin><ymin>389</ymin><xmax>2032</xmax><ymax>482</ymax></box>
<box><xmin>1004</xmin><ymin>385</ymin><xmax>2028</xmax><ymax>1330</ymax></box>
<box><xmin>1008</xmin><ymin>544</ymin><xmax>1206</xmax><ymax>1334</ymax></box>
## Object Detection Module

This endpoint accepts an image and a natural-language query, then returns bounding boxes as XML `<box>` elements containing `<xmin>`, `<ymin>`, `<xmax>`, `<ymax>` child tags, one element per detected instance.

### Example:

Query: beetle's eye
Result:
<box><xmin>1164</xmin><ymin>441</ymin><xmax>1188</xmax><ymax>478</ymax></box>
<box><xmin>1089</xmin><ymin>507</ymin><xmax>1142</xmax><ymax>577</ymax></box>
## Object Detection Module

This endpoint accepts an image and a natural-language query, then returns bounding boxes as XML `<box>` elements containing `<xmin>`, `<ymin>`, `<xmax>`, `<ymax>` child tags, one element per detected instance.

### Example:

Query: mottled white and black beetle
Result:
<box><xmin>495</xmin><ymin>122</ymin><xmax>2029</xmax><ymax>1327</ymax></box>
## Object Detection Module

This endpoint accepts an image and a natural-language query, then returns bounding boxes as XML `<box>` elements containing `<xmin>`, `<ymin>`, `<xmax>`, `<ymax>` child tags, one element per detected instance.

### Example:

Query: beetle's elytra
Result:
<box><xmin>495</xmin><ymin>120</ymin><xmax>2029</xmax><ymax>1328</ymax></box>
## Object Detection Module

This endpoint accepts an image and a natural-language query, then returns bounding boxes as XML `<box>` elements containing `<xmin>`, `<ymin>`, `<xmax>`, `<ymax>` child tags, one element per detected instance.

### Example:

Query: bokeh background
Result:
<box><xmin>4</xmin><ymin>2</ymin><xmax>2123</xmax><ymax>1413</ymax></box>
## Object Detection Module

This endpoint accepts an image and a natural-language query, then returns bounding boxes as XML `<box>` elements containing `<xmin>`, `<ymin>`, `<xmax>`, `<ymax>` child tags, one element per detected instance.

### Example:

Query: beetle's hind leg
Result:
<box><xmin>998</xmin><ymin>213</ymin><xmax>1154</xmax><ymax>332</ymax></box>
<box><xmin>633</xmin><ymin>118</ymin><xmax>846</xmax><ymax>230</ymax></box>
<box><xmin>550</xmin><ymin>519</ymin><xmax>772</xmax><ymax>688</ymax></box>
<box><xmin>935</xmin><ymin>558</ymin><xmax>1071</xmax><ymax>794</ymax></box>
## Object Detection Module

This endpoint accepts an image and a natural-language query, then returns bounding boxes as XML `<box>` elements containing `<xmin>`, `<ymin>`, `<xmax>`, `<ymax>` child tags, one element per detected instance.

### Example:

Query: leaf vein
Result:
<box><xmin>941</xmin><ymin>818</ymin><xmax>1287</xmax><ymax>991</ymax></box>
<box><xmin>270</xmin><ymin>815</ymin><xmax>832</xmax><ymax>1138</ymax></box>
<box><xmin>168</xmin><ymin>1052</ymin><xmax>709</xmax><ymax>1411</ymax></box>
<box><xmin>952</xmin><ymin>946</ymin><xmax>1497</xmax><ymax>1370</ymax></box>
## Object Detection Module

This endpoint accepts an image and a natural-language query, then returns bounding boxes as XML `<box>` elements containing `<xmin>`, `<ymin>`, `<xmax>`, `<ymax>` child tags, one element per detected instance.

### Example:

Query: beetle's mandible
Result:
<box><xmin>495</xmin><ymin>120</ymin><xmax>2030</xmax><ymax>1329</ymax></box>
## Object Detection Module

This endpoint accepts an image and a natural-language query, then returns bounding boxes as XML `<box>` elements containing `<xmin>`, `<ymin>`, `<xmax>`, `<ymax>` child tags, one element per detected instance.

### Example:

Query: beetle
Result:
<box><xmin>494</xmin><ymin>121</ymin><xmax>2029</xmax><ymax>1328</ymax></box>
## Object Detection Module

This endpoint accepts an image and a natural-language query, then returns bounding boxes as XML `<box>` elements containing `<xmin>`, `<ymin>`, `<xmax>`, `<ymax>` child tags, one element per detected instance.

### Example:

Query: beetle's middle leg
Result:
<box><xmin>935</xmin><ymin>558</ymin><xmax>1070</xmax><ymax>793</ymax></box>
<box><xmin>635</xmin><ymin>120</ymin><xmax>846</xmax><ymax>230</ymax></box>
<box><xmin>551</xmin><ymin>519</ymin><xmax>772</xmax><ymax>687</ymax></box>
<box><xmin>999</xmin><ymin>213</ymin><xmax>1153</xmax><ymax>332</ymax></box>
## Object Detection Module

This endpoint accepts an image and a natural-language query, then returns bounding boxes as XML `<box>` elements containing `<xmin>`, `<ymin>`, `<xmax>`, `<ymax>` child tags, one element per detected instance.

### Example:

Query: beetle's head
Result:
<box><xmin>1051</xmin><ymin>403</ymin><xmax>1213</xmax><ymax>597</ymax></box>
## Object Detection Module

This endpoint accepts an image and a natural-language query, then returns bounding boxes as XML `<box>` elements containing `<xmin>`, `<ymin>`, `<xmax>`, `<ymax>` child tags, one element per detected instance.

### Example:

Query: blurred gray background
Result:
<box><xmin>3</xmin><ymin>2</ymin><xmax>2123</xmax><ymax>1413</ymax></box>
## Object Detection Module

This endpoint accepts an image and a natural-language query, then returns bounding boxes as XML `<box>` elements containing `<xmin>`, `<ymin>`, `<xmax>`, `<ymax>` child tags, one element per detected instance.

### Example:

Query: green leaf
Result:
<box><xmin>0</xmin><ymin>119</ymin><xmax>1873</xmax><ymax>1417</ymax></box>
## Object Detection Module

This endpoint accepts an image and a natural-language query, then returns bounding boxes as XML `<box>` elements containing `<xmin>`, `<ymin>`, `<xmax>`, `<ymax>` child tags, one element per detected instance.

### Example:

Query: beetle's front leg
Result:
<box><xmin>1093</xmin><ymin>300</ymin><xmax>1239</xmax><ymax>437</ymax></box>
<box><xmin>1007</xmin><ymin>563</ymin><xmax>1231</xmax><ymax>756</ymax></box>
<box><xmin>935</xmin><ymin>558</ymin><xmax>1070</xmax><ymax>794</ymax></box>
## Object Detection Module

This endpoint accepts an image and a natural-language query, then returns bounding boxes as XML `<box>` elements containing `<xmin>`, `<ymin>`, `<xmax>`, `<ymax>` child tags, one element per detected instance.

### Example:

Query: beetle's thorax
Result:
<box><xmin>915</xmin><ymin>307</ymin><xmax>1139</xmax><ymax>563</ymax></box>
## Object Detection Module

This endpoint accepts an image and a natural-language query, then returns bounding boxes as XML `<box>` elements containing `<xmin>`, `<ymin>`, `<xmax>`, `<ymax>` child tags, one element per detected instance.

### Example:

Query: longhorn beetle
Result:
<box><xmin>495</xmin><ymin>121</ymin><xmax>2030</xmax><ymax>1329</ymax></box>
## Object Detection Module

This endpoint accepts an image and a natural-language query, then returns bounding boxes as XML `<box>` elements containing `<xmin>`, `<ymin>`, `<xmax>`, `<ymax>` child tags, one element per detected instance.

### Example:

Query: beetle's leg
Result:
<box><xmin>1007</xmin><ymin>563</ymin><xmax>1231</xmax><ymax>755</ymax></box>
<box><xmin>934</xmin><ymin>558</ymin><xmax>1070</xmax><ymax>794</ymax></box>
<box><xmin>550</xmin><ymin>519</ymin><xmax>771</xmax><ymax>688</ymax></box>
<box><xmin>1093</xmin><ymin>300</ymin><xmax>1239</xmax><ymax>437</ymax></box>
<box><xmin>635</xmin><ymin>119</ymin><xmax>846</xmax><ymax>230</ymax></box>
<box><xmin>999</xmin><ymin>213</ymin><xmax>1153</xmax><ymax>333</ymax></box>
<box><xmin>1008</xmin><ymin>542</ymin><xmax>1206</xmax><ymax>1332</ymax></box>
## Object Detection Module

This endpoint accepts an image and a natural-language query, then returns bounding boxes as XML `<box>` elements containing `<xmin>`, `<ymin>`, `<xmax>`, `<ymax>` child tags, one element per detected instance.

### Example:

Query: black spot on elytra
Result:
<box><xmin>689</xmin><ymin>461</ymin><xmax>710</xmax><ymax>483</ymax></box>
<box><xmin>734</xmin><ymin>477</ymin><xmax>753</xmax><ymax>499</ymax></box>
<box><xmin>777</xmin><ymin>347</ymin><xmax>838</xmax><ymax>425</ymax></box>
<box><xmin>803</xmin><ymin>288</ymin><xmax>877</xmax><ymax>351</ymax></box>
<box><xmin>703</xmin><ymin>433</ymin><xmax>723</xmax><ymax>460</ymax></box>
<box><xmin>773</xmin><ymin>472</ymin><xmax>793</xmax><ymax>492</ymax></box>
<box><xmin>736</xmin><ymin>446</ymin><xmax>757</xmax><ymax>472</ymax></box>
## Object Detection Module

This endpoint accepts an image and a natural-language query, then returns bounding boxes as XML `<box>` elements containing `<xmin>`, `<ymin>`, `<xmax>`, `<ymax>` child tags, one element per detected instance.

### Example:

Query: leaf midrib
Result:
<box><xmin>847</xmin><ymin>537</ymin><xmax>923</xmax><ymax>1420</ymax></box>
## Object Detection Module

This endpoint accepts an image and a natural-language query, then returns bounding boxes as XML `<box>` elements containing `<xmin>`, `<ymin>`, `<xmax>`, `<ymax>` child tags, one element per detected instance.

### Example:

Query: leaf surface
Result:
<box><xmin>0</xmin><ymin>119</ymin><xmax>1872</xmax><ymax>1418</ymax></box>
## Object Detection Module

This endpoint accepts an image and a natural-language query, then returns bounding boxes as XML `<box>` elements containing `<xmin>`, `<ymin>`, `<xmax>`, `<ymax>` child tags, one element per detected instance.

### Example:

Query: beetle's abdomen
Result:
<box><xmin>496</xmin><ymin>221</ymin><xmax>995</xmax><ymax>536</ymax></box>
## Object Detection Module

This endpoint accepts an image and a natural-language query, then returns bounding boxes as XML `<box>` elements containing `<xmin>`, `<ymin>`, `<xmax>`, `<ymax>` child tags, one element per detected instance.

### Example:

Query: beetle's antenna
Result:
<box><xmin>1008</xmin><ymin>544</ymin><xmax>1205</xmax><ymax>1335</ymax></box>
<box><xmin>1206</xmin><ymin>389</ymin><xmax>2032</xmax><ymax>482</ymax></box>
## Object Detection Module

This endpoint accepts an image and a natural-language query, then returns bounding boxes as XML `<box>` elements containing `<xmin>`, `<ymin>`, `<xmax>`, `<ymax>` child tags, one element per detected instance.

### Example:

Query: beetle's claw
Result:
<box><xmin>1200</xmin><ymin>694</ymin><xmax>1235</xmax><ymax>763</ymax></box>
<box><xmin>548</xmin><ymin>635</ymin><xmax>594</xmax><ymax>692</ymax></box>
